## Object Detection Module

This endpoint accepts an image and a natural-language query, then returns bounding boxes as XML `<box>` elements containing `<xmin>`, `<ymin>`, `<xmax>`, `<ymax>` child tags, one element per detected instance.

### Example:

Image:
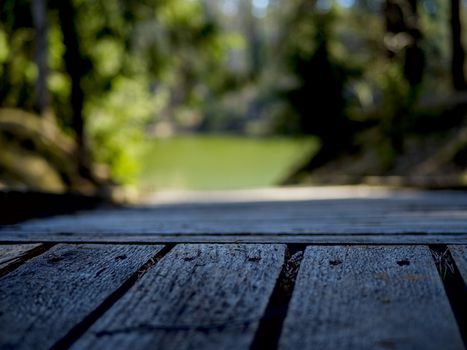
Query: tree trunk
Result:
<box><xmin>240</xmin><ymin>0</ymin><xmax>261</xmax><ymax>80</ymax></box>
<box><xmin>450</xmin><ymin>0</ymin><xmax>467</xmax><ymax>90</ymax></box>
<box><xmin>56</xmin><ymin>0</ymin><xmax>91</xmax><ymax>178</ymax></box>
<box><xmin>383</xmin><ymin>0</ymin><xmax>425</xmax><ymax>87</ymax></box>
<box><xmin>31</xmin><ymin>0</ymin><xmax>49</xmax><ymax>115</ymax></box>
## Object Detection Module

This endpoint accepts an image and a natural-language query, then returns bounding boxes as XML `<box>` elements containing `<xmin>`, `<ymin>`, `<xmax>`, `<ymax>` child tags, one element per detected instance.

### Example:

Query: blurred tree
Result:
<box><xmin>283</xmin><ymin>3</ymin><xmax>358</xmax><ymax>170</ymax></box>
<box><xmin>382</xmin><ymin>0</ymin><xmax>425</xmax><ymax>153</ymax></box>
<box><xmin>2</xmin><ymin>0</ymin><xmax>466</xmax><ymax>190</ymax></box>
<box><xmin>0</xmin><ymin>0</ymin><xmax>35</xmax><ymax>110</ymax></box>
<box><xmin>239</xmin><ymin>0</ymin><xmax>262</xmax><ymax>81</ymax></box>
<box><xmin>383</xmin><ymin>0</ymin><xmax>425</xmax><ymax>87</ymax></box>
<box><xmin>55</xmin><ymin>0</ymin><xmax>92</xmax><ymax>180</ymax></box>
<box><xmin>31</xmin><ymin>0</ymin><xmax>49</xmax><ymax>115</ymax></box>
<box><xmin>450</xmin><ymin>0</ymin><xmax>466</xmax><ymax>90</ymax></box>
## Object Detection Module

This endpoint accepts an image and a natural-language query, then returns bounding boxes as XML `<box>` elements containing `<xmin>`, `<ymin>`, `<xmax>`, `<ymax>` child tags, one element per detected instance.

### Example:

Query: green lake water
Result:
<box><xmin>138</xmin><ymin>135</ymin><xmax>318</xmax><ymax>191</ymax></box>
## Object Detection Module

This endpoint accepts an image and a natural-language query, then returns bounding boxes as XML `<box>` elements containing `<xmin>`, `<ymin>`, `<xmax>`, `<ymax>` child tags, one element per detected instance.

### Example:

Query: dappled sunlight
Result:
<box><xmin>0</xmin><ymin>0</ymin><xmax>466</xmax><ymax>195</ymax></box>
<box><xmin>142</xmin><ymin>185</ymin><xmax>426</xmax><ymax>205</ymax></box>
<box><xmin>1</xmin><ymin>3</ymin><xmax>467</xmax><ymax>349</ymax></box>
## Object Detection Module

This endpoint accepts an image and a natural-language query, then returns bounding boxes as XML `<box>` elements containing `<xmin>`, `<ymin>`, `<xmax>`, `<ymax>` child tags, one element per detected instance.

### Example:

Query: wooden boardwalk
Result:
<box><xmin>0</xmin><ymin>186</ymin><xmax>466</xmax><ymax>349</ymax></box>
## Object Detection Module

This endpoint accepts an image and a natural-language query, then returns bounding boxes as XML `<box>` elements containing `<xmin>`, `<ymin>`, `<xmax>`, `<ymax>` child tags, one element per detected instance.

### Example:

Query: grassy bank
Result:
<box><xmin>137</xmin><ymin>135</ymin><xmax>318</xmax><ymax>191</ymax></box>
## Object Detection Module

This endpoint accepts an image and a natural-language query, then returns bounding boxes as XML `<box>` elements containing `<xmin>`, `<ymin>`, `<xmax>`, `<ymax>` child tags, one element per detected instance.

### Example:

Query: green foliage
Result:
<box><xmin>0</xmin><ymin>108</ymin><xmax>91</xmax><ymax>192</ymax></box>
<box><xmin>1</xmin><ymin>0</ymin><xmax>465</xmax><ymax>190</ymax></box>
<box><xmin>87</xmin><ymin>76</ymin><xmax>162</xmax><ymax>183</ymax></box>
<box><xmin>0</xmin><ymin>29</ymin><xmax>9</xmax><ymax>65</ymax></box>
<box><xmin>61</xmin><ymin>0</ymin><xmax>236</xmax><ymax>184</ymax></box>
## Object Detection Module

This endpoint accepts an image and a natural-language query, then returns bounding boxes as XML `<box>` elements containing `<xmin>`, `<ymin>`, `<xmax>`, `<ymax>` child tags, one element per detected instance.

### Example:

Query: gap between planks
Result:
<box><xmin>430</xmin><ymin>245</ymin><xmax>467</xmax><ymax>346</ymax></box>
<box><xmin>279</xmin><ymin>245</ymin><xmax>466</xmax><ymax>350</ymax></box>
<box><xmin>0</xmin><ymin>244</ymin><xmax>170</xmax><ymax>350</ymax></box>
<box><xmin>64</xmin><ymin>244</ymin><xmax>287</xmax><ymax>350</ymax></box>
<box><xmin>1</xmin><ymin>243</ymin><xmax>466</xmax><ymax>350</ymax></box>
<box><xmin>0</xmin><ymin>243</ymin><xmax>54</xmax><ymax>278</ymax></box>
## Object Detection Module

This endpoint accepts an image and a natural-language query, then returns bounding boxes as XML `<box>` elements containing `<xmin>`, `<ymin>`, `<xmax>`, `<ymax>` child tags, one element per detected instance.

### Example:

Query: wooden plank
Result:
<box><xmin>2</xmin><ymin>189</ymin><xmax>467</xmax><ymax>236</ymax></box>
<box><xmin>0</xmin><ymin>244</ymin><xmax>41</xmax><ymax>269</ymax></box>
<box><xmin>3</xmin><ymin>213</ymin><xmax>467</xmax><ymax>235</ymax></box>
<box><xmin>279</xmin><ymin>246</ymin><xmax>464</xmax><ymax>350</ymax></box>
<box><xmin>0</xmin><ymin>244</ymin><xmax>163</xmax><ymax>350</ymax></box>
<box><xmin>1</xmin><ymin>234</ymin><xmax>465</xmax><ymax>245</ymax></box>
<box><xmin>449</xmin><ymin>245</ymin><xmax>467</xmax><ymax>283</ymax></box>
<box><xmin>72</xmin><ymin>244</ymin><xmax>286</xmax><ymax>350</ymax></box>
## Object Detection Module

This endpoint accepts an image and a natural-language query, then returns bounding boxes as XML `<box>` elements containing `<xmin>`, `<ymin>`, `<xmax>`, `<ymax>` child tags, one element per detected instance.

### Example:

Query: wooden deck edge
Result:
<box><xmin>0</xmin><ymin>234</ymin><xmax>466</xmax><ymax>244</ymax></box>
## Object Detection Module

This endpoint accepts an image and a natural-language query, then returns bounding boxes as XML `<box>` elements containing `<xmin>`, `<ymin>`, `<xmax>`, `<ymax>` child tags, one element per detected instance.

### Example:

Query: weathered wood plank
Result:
<box><xmin>0</xmin><ymin>244</ymin><xmax>163</xmax><ymax>350</ymax></box>
<box><xmin>4</xmin><ymin>215</ymin><xmax>467</xmax><ymax>235</ymax></box>
<box><xmin>449</xmin><ymin>245</ymin><xmax>467</xmax><ymax>283</ymax></box>
<box><xmin>2</xmin><ymin>189</ymin><xmax>467</xmax><ymax>237</ymax></box>
<box><xmin>1</xmin><ymin>234</ymin><xmax>465</xmax><ymax>244</ymax></box>
<box><xmin>279</xmin><ymin>246</ymin><xmax>464</xmax><ymax>350</ymax></box>
<box><xmin>71</xmin><ymin>244</ymin><xmax>286</xmax><ymax>350</ymax></box>
<box><xmin>0</xmin><ymin>244</ymin><xmax>41</xmax><ymax>269</ymax></box>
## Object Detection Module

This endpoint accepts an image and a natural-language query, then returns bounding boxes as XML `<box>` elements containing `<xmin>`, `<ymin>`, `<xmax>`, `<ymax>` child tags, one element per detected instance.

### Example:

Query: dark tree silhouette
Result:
<box><xmin>31</xmin><ymin>0</ymin><xmax>49</xmax><ymax>115</ymax></box>
<box><xmin>240</xmin><ymin>0</ymin><xmax>261</xmax><ymax>81</ymax></box>
<box><xmin>383</xmin><ymin>0</ymin><xmax>425</xmax><ymax>87</ymax></box>
<box><xmin>450</xmin><ymin>0</ymin><xmax>466</xmax><ymax>90</ymax></box>
<box><xmin>56</xmin><ymin>0</ymin><xmax>92</xmax><ymax>178</ymax></box>
<box><xmin>286</xmin><ymin>16</ymin><xmax>357</xmax><ymax>172</ymax></box>
<box><xmin>382</xmin><ymin>0</ymin><xmax>425</xmax><ymax>153</ymax></box>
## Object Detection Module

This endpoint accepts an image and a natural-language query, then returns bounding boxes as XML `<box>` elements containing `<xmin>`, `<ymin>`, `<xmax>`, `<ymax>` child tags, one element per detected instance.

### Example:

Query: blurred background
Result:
<box><xmin>0</xmin><ymin>0</ymin><xmax>466</xmax><ymax>199</ymax></box>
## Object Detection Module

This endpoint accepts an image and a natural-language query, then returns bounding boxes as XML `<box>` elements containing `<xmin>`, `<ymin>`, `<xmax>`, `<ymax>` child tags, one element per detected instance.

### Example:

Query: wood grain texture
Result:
<box><xmin>449</xmin><ymin>245</ymin><xmax>467</xmax><ymax>283</ymax></box>
<box><xmin>0</xmin><ymin>244</ymin><xmax>40</xmax><ymax>269</ymax></box>
<box><xmin>279</xmin><ymin>246</ymin><xmax>464</xmax><ymax>350</ymax></box>
<box><xmin>0</xmin><ymin>244</ymin><xmax>163</xmax><ymax>350</ymax></box>
<box><xmin>71</xmin><ymin>244</ymin><xmax>286</xmax><ymax>350</ymax></box>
